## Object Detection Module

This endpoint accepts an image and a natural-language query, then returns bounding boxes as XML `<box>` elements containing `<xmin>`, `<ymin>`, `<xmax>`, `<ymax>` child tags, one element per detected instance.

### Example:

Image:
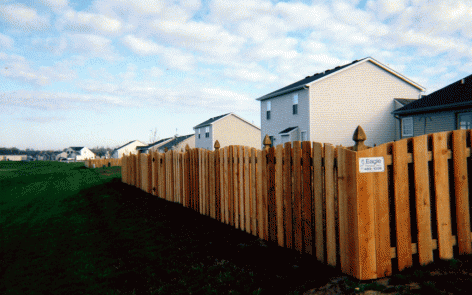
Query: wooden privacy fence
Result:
<box><xmin>120</xmin><ymin>128</ymin><xmax>472</xmax><ymax>281</ymax></box>
<box><xmin>85</xmin><ymin>158</ymin><xmax>122</xmax><ymax>168</ymax></box>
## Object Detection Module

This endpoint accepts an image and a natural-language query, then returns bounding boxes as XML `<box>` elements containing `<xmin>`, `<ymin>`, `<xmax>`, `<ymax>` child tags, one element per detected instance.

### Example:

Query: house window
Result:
<box><xmin>266</xmin><ymin>101</ymin><xmax>271</xmax><ymax>120</ymax></box>
<box><xmin>198</xmin><ymin>128</ymin><xmax>201</xmax><ymax>139</ymax></box>
<box><xmin>402</xmin><ymin>117</ymin><xmax>413</xmax><ymax>137</ymax></box>
<box><xmin>205</xmin><ymin>127</ymin><xmax>210</xmax><ymax>138</ymax></box>
<box><xmin>301</xmin><ymin>131</ymin><xmax>307</xmax><ymax>141</ymax></box>
<box><xmin>458</xmin><ymin>112</ymin><xmax>472</xmax><ymax>130</ymax></box>
<box><xmin>293</xmin><ymin>94</ymin><xmax>298</xmax><ymax>115</ymax></box>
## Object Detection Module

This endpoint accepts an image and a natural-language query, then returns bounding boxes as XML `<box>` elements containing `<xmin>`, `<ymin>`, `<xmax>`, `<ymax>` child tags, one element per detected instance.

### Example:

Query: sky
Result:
<box><xmin>1</xmin><ymin>0</ymin><xmax>472</xmax><ymax>150</ymax></box>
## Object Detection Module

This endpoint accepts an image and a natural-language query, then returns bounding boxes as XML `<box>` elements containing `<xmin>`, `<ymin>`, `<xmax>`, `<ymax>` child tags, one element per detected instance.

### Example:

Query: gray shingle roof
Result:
<box><xmin>137</xmin><ymin>137</ymin><xmax>172</xmax><ymax>151</ymax></box>
<box><xmin>393</xmin><ymin>74</ymin><xmax>472</xmax><ymax>115</ymax></box>
<box><xmin>159</xmin><ymin>134</ymin><xmax>194</xmax><ymax>151</ymax></box>
<box><xmin>193</xmin><ymin>113</ymin><xmax>230</xmax><ymax>129</ymax></box>
<box><xmin>279</xmin><ymin>127</ymin><xmax>298</xmax><ymax>134</ymax></box>
<box><xmin>70</xmin><ymin>147</ymin><xmax>84</xmax><ymax>151</ymax></box>
<box><xmin>256</xmin><ymin>58</ymin><xmax>370</xmax><ymax>101</ymax></box>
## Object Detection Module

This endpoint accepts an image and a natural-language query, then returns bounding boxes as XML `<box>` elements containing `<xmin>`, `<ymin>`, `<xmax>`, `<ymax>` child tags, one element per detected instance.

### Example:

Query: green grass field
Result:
<box><xmin>3</xmin><ymin>161</ymin><xmax>472</xmax><ymax>295</ymax></box>
<box><xmin>0</xmin><ymin>161</ymin><xmax>344</xmax><ymax>295</ymax></box>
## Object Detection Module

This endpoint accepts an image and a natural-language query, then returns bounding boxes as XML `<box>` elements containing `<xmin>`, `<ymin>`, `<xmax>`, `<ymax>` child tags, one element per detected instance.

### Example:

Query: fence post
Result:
<box><xmin>263</xmin><ymin>135</ymin><xmax>271</xmax><ymax>151</ymax></box>
<box><xmin>214</xmin><ymin>140</ymin><xmax>220</xmax><ymax>150</ymax></box>
<box><xmin>351</xmin><ymin>125</ymin><xmax>369</xmax><ymax>151</ymax></box>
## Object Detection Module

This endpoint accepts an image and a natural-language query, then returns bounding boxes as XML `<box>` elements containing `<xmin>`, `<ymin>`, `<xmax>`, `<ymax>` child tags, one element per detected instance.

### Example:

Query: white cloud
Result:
<box><xmin>31</xmin><ymin>36</ymin><xmax>67</xmax><ymax>55</ymax></box>
<box><xmin>248</xmin><ymin>37</ymin><xmax>299</xmax><ymax>60</ymax></box>
<box><xmin>151</xmin><ymin>20</ymin><xmax>246</xmax><ymax>56</ymax></box>
<box><xmin>122</xmin><ymin>35</ymin><xmax>195</xmax><ymax>71</ymax></box>
<box><xmin>223</xmin><ymin>63</ymin><xmax>278</xmax><ymax>83</ymax></box>
<box><xmin>0</xmin><ymin>4</ymin><xmax>49</xmax><ymax>31</ymax></box>
<box><xmin>0</xmin><ymin>33</ymin><xmax>14</xmax><ymax>49</ymax></box>
<box><xmin>39</xmin><ymin>0</ymin><xmax>69</xmax><ymax>12</ymax></box>
<box><xmin>0</xmin><ymin>52</ymin><xmax>76</xmax><ymax>86</ymax></box>
<box><xmin>68</xmin><ymin>34</ymin><xmax>120</xmax><ymax>61</ymax></box>
<box><xmin>142</xmin><ymin>66</ymin><xmax>164</xmax><ymax>78</ymax></box>
<box><xmin>57</xmin><ymin>9</ymin><xmax>122</xmax><ymax>34</ymax></box>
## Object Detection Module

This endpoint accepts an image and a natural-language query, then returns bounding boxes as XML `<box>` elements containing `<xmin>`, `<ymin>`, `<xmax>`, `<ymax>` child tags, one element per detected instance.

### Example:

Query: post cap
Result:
<box><xmin>214</xmin><ymin>140</ymin><xmax>220</xmax><ymax>150</ymax></box>
<box><xmin>263</xmin><ymin>134</ymin><xmax>271</xmax><ymax>150</ymax></box>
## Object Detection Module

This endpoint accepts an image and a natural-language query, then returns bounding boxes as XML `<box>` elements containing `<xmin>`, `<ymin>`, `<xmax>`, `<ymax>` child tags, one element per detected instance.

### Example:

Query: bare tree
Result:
<box><xmin>149</xmin><ymin>127</ymin><xmax>160</xmax><ymax>144</ymax></box>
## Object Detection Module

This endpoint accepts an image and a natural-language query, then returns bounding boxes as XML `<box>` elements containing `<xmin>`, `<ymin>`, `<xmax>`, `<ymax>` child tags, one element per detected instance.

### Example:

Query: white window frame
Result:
<box><xmin>267</xmin><ymin>101</ymin><xmax>271</xmax><ymax>111</ymax></box>
<box><xmin>301</xmin><ymin>131</ymin><xmax>307</xmax><ymax>141</ymax></box>
<box><xmin>205</xmin><ymin>126</ymin><xmax>210</xmax><ymax>138</ymax></box>
<box><xmin>402</xmin><ymin>117</ymin><xmax>413</xmax><ymax>137</ymax></box>
<box><xmin>293</xmin><ymin>94</ymin><xmax>298</xmax><ymax>115</ymax></box>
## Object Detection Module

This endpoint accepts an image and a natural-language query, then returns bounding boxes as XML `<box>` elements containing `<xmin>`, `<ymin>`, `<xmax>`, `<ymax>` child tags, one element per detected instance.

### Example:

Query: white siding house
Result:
<box><xmin>256</xmin><ymin>57</ymin><xmax>425</xmax><ymax>147</ymax></box>
<box><xmin>64</xmin><ymin>147</ymin><xmax>96</xmax><ymax>160</ymax></box>
<box><xmin>194</xmin><ymin>113</ymin><xmax>261</xmax><ymax>151</ymax></box>
<box><xmin>112</xmin><ymin>140</ymin><xmax>146</xmax><ymax>158</ymax></box>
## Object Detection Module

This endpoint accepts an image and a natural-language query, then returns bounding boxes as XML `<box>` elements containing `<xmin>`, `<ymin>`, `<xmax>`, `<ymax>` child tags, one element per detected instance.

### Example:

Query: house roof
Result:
<box><xmin>193</xmin><ymin>112</ymin><xmax>260</xmax><ymax>130</ymax></box>
<box><xmin>394</xmin><ymin>98</ymin><xmax>417</xmax><ymax>106</ymax></box>
<box><xmin>70</xmin><ymin>147</ymin><xmax>84</xmax><ymax>151</ymax></box>
<box><xmin>193</xmin><ymin>113</ymin><xmax>231</xmax><ymax>129</ymax></box>
<box><xmin>113</xmin><ymin>140</ymin><xmax>144</xmax><ymax>152</ymax></box>
<box><xmin>279</xmin><ymin>127</ymin><xmax>298</xmax><ymax>134</ymax></box>
<box><xmin>256</xmin><ymin>57</ymin><xmax>425</xmax><ymax>101</ymax></box>
<box><xmin>137</xmin><ymin>137</ymin><xmax>172</xmax><ymax>151</ymax></box>
<box><xmin>393</xmin><ymin>74</ymin><xmax>472</xmax><ymax>115</ymax></box>
<box><xmin>159</xmin><ymin>134</ymin><xmax>194</xmax><ymax>151</ymax></box>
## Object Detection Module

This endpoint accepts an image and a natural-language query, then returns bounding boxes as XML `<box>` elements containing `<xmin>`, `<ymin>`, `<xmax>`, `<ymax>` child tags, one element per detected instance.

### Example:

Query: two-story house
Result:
<box><xmin>193</xmin><ymin>113</ymin><xmax>261</xmax><ymax>151</ymax></box>
<box><xmin>64</xmin><ymin>147</ymin><xmax>96</xmax><ymax>161</ymax></box>
<box><xmin>157</xmin><ymin>134</ymin><xmax>195</xmax><ymax>153</ymax></box>
<box><xmin>392</xmin><ymin>74</ymin><xmax>472</xmax><ymax>139</ymax></box>
<box><xmin>137</xmin><ymin>137</ymin><xmax>173</xmax><ymax>154</ymax></box>
<box><xmin>256</xmin><ymin>57</ymin><xmax>425</xmax><ymax>147</ymax></box>
<box><xmin>112</xmin><ymin>140</ymin><xmax>146</xmax><ymax>158</ymax></box>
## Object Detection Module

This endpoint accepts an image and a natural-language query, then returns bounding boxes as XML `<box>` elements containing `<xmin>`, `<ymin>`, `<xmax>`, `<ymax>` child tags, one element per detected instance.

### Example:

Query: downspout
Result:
<box><xmin>393</xmin><ymin>114</ymin><xmax>402</xmax><ymax>140</ymax></box>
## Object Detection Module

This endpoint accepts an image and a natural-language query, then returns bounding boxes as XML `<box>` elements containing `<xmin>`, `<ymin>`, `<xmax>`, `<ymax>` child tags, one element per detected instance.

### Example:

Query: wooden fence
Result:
<box><xmin>120</xmin><ymin>128</ymin><xmax>472</xmax><ymax>281</ymax></box>
<box><xmin>85</xmin><ymin>158</ymin><xmax>121</xmax><ymax>168</ymax></box>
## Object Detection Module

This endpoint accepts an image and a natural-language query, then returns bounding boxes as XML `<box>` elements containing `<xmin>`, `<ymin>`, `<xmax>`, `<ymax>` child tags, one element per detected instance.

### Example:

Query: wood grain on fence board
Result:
<box><xmin>312</xmin><ymin>142</ymin><xmax>324</xmax><ymax>262</ymax></box>
<box><xmin>302</xmin><ymin>141</ymin><xmax>313</xmax><ymax>254</ymax></box>
<box><xmin>337</xmin><ymin>147</ymin><xmax>349</xmax><ymax>274</ymax></box>
<box><xmin>275</xmin><ymin>144</ymin><xmax>284</xmax><ymax>247</ymax></box>
<box><xmin>257</xmin><ymin>149</ymin><xmax>263</xmax><ymax>239</ymax></box>
<box><xmin>239</xmin><ymin>146</ymin><xmax>245</xmax><ymax>231</ymax></box>
<box><xmin>432</xmin><ymin>132</ymin><xmax>454</xmax><ymax>260</ymax></box>
<box><xmin>244</xmin><ymin>146</ymin><xmax>251</xmax><ymax>234</ymax></box>
<box><xmin>325</xmin><ymin>144</ymin><xmax>336</xmax><ymax>266</ymax></box>
<box><xmin>251</xmin><ymin>148</ymin><xmax>257</xmax><ymax>236</ymax></box>
<box><xmin>284</xmin><ymin>142</ymin><xmax>293</xmax><ymax>249</ymax></box>
<box><xmin>210</xmin><ymin>151</ymin><xmax>215</xmax><ymax>219</ymax></box>
<box><xmin>262</xmin><ymin>148</ymin><xmax>269</xmax><ymax>240</ymax></box>
<box><xmin>224</xmin><ymin>147</ymin><xmax>230</xmax><ymax>224</ymax></box>
<box><xmin>412</xmin><ymin>135</ymin><xmax>434</xmax><ymax>265</ymax></box>
<box><xmin>371</xmin><ymin>144</ymin><xmax>391</xmax><ymax>278</ymax></box>
<box><xmin>216</xmin><ymin>149</ymin><xmax>222</xmax><ymax>221</ymax></box>
<box><xmin>452</xmin><ymin>129</ymin><xmax>472</xmax><ymax>255</ymax></box>
<box><xmin>393</xmin><ymin>139</ymin><xmax>413</xmax><ymax>271</ymax></box>
<box><xmin>268</xmin><ymin>146</ymin><xmax>276</xmax><ymax>243</ymax></box>
<box><xmin>148</xmin><ymin>153</ymin><xmax>153</xmax><ymax>194</ymax></box>
<box><xmin>293</xmin><ymin>141</ymin><xmax>303</xmax><ymax>253</ymax></box>
<box><xmin>233</xmin><ymin>146</ymin><xmax>239</xmax><ymax>229</ymax></box>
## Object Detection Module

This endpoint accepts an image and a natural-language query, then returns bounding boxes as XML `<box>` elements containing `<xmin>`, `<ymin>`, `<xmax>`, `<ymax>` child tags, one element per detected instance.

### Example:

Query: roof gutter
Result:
<box><xmin>392</xmin><ymin>100</ymin><xmax>472</xmax><ymax>115</ymax></box>
<box><xmin>256</xmin><ymin>85</ymin><xmax>309</xmax><ymax>101</ymax></box>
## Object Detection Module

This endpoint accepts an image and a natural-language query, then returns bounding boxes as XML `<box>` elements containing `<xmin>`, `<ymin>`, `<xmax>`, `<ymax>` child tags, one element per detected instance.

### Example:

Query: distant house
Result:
<box><xmin>256</xmin><ymin>57</ymin><xmax>425</xmax><ymax>147</ymax></box>
<box><xmin>136</xmin><ymin>137</ymin><xmax>173</xmax><ymax>154</ymax></box>
<box><xmin>0</xmin><ymin>155</ymin><xmax>27</xmax><ymax>161</ymax></box>
<box><xmin>193</xmin><ymin>113</ymin><xmax>261</xmax><ymax>151</ymax></box>
<box><xmin>157</xmin><ymin>134</ymin><xmax>195</xmax><ymax>153</ymax></box>
<box><xmin>112</xmin><ymin>140</ymin><xmax>146</xmax><ymax>158</ymax></box>
<box><xmin>393</xmin><ymin>74</ymin><xmax>472</xmax><ymax>139</ymax></box>
<box><xmin>55</xmin><ymin>152</ymin><xmax>68</xmax><ymax>161</ymax></box>
<box><xmin>65</xmin><ymin>147</ymin><xmax>96</xmax><ymax>161</ymax></box>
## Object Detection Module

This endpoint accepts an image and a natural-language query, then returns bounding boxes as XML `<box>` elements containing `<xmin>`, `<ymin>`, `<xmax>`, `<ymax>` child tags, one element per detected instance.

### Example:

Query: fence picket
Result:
<box><xmin>302</xmin><ymin>141</ymin><xmax>313</xmax><ymax>255</ymax></box>
<box><xmin>256</xmin><ymin>149</ymin><xmax>263</xmax><ymax>239</ymax></box>
<box><xmin>239</xmin><ymin>146</ymin><xmax>245</xmax><ymax>231</ymax></box>
<box><xmin>313</xmin><ymin>142</ymin><xmax>323</xmax><ymax>262</ymax></box>
<box><xmin>275</xmin><ymin>144</ymin><xmax>284</xmax><ymax>247</ymax></box>
<box><xmin>452</xmin><ymin>129</ymin><xmax>472</xmax><ymax>255</ymax></box>
<box><xmin>412</xmin><ymin>135</ymin><xmax>434</xmax><ymax>265</ymax></box>
<box><xmin>233</xmin><ymin>146</ymin><xmax>239</xmax><ymax>228</ymax></box>
<box><xmin>251</xmin><ymin>148</ymin><xmax>257</xmax><ymax>236</ymax></box>
<box><xmin>293</xmin><ymin>141</ymin><xmax>302</xmax><ymax>252</ymax></box>
<box><xmin>224</xmin><ymin>147</ymin><xmax>230</xmax><ymax>224</ymax></box>
<box><xmin>325</xmin><ymin>144</ymin><xmax>336</xmax><ymax>266</ymax></box>
<box><xmin>268</xmin><ymin>146</ymin><xmax>276</xmax><ymax>242</ymax></box>
<box><xmin>432</xmin><ymin>132</ymin><xmax>454</xmax><ymax>259</ymax></box>
<box><xmin>284</xmin><ymin>142</ymin><xmax>293</xmax><ymax>249</ymax></box>
<box><xmin>244</xmin><ymin>146</ymin><xmax>251</xmax><ymax>234</ymax></box>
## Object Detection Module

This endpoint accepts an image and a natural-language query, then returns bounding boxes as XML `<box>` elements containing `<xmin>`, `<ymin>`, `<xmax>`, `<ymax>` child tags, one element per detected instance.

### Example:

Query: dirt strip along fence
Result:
<box><xmin>84</xmin><ymin>158</ymin><xmax>122</xmax><ymax>168</ymax></box>
<box><xmin>119</xmin><ymin>128</ymin><xmax>472</xmax><ymax>281</ymax></box>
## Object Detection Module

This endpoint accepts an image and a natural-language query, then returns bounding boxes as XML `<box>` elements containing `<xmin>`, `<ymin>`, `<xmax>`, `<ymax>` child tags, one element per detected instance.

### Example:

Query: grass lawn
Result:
<box><xmin>3</xmin><ymin>161</ymin><xmax>472</xmax><ymax>295</ymax></box>
<box><xmin>0</xmin><ymin>161</ymin><xmax>343</xmax><ymax>295</ymax></box>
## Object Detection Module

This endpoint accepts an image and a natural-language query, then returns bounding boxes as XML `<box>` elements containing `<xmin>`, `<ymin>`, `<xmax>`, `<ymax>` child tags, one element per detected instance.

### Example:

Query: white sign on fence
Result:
<box><xmin>359</xmin><ymin>157</ymin><xmax>385</xmax><ymax>173</ymax></box>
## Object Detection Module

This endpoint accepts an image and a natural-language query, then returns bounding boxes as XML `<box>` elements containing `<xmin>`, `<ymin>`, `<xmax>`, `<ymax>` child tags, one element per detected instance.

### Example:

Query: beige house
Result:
<box><xmin>112</xmin><ymin>140</ymin><xmax>146</xmax><ymax>158</ymax></box>
<box><xmin>193</xmin><ymin>113</ymin><xmax>261</xmax><ymax>151</ymax></box>
<box><xmin>157</xmin><ymin>134</ymin><xmax>195</xmax><ymax>153</ymax></box>
<box><xmin>0</xmin><ymin>155</ymin><xmax>27</xmax><ymax>161</ymax></box>
<box><xmin>256</xmin><ymin>57</ymin><xmax>425</xmax><ymax>147</ymax></box>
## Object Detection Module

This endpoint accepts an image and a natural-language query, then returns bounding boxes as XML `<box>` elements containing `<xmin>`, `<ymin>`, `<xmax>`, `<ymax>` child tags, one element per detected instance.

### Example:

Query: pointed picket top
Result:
<box><xmin>185</xmin><ymin>144</ymin><xmax>190</xmax><ymax>151</ymax></box>
<box><xmin>352</xmin><ymin>125</ymin><xmax>368</xmax><ymax>151</ymax></box>
<box><xmin>214</xmin><ymin>140</ymin><xmax>220</xmax><ymax>150</ymax></box>
<box><xmin>263</xmin><ymin>134</ymin><xmax>271</xmax><ymax>151</ymax></box>
<box><xmin>164</xmin><ymin>147</ymin><xmax>168</xmax><ymax>152</ymax></box>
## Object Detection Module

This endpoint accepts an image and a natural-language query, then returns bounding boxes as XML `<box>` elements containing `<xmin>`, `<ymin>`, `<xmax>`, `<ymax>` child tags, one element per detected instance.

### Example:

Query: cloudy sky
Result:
<box><xmin>1</xmin><ymin>0</ymin><xmax>471</xmax><ymax>150</ymax></box>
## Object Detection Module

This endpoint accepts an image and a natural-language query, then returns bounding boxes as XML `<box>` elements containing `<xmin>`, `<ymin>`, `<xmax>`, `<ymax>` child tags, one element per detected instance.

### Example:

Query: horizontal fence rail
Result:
<box><xmin>118</xmin><ymin>129</ymin><xmax>472</xmax><ymax>281</ymax></box>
